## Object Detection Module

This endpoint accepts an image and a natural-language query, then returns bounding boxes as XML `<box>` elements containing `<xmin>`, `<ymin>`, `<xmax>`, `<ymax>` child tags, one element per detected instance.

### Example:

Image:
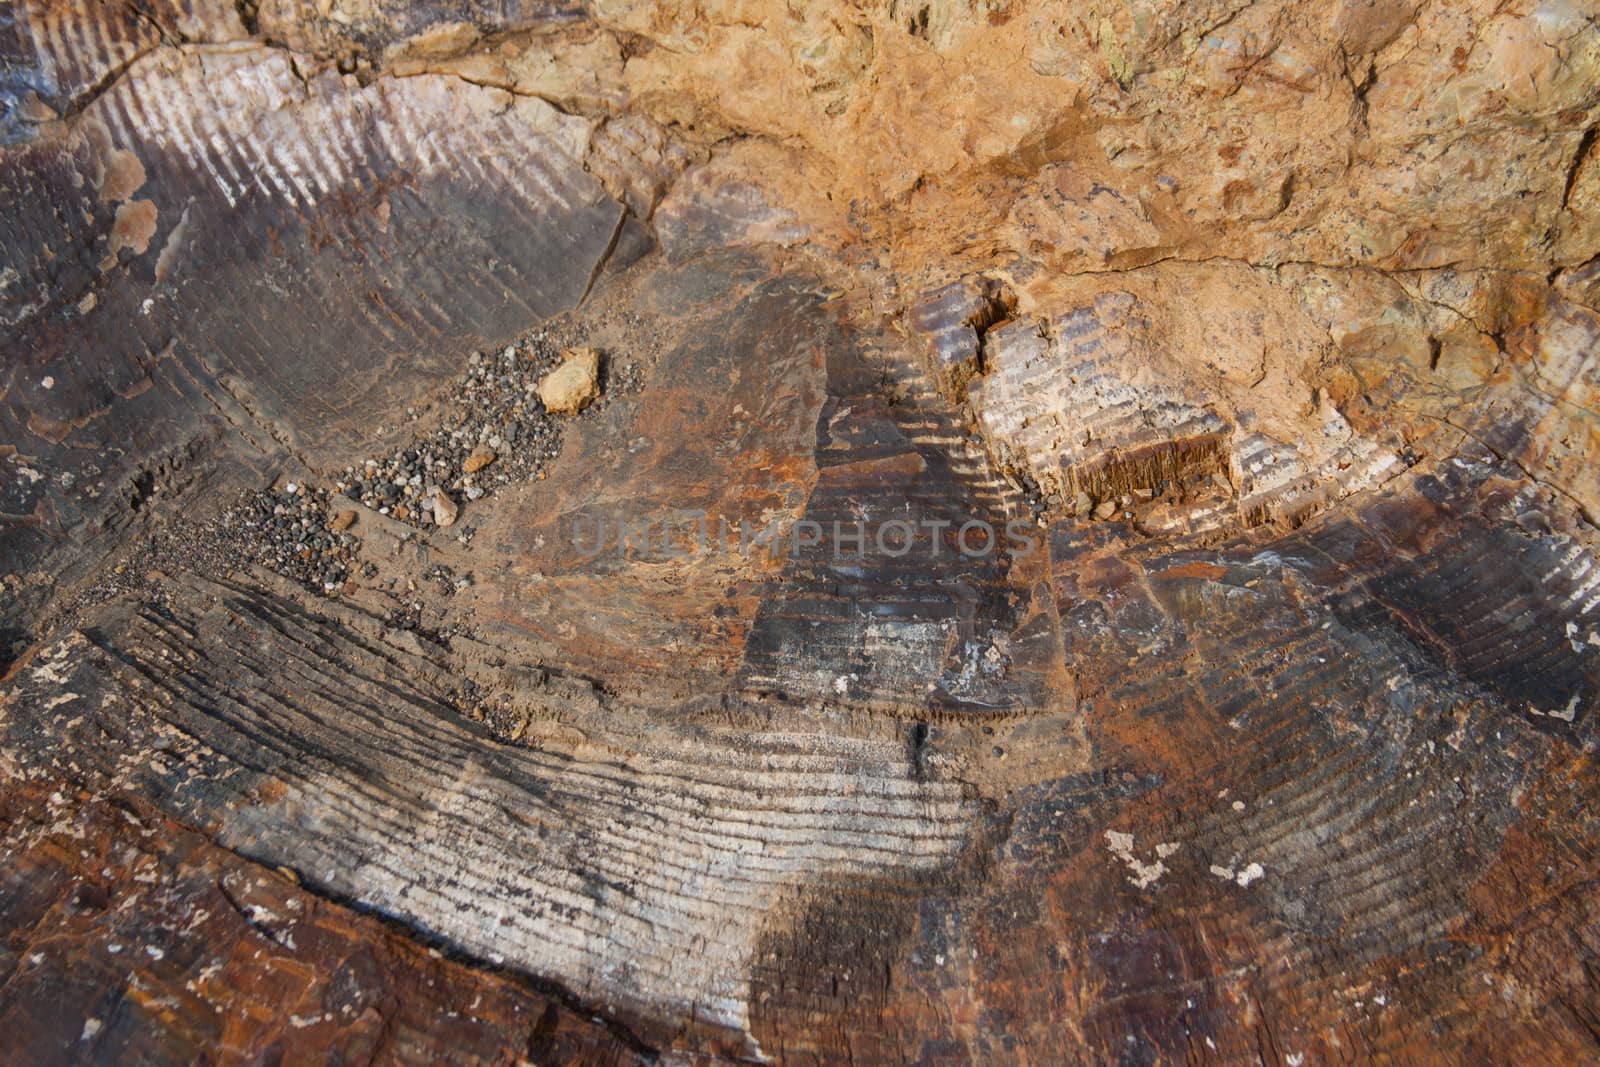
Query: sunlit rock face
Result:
<box><xmin>2</xmin><ymin>2</ymin><xmax>1599</xmax><ymax>1063</ymax></box>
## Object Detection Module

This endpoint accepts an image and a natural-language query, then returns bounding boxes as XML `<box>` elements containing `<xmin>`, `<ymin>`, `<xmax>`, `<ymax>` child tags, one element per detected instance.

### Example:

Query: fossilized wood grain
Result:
<box><xmin>1</xmin><ymin>25</ymin><xmax>629</xmax><ymax>640</ymax></box>
<box><xmin>0</xmin><ymin>778</ymin><xmax>643</xmax><ymax>1065</ymax></box>
<box><xmin>2</xmin><ymin>247</ymin><xmax>1093</xmax><ymax>1054</ymax></box>
<box><xmin>965</xmin><ymin>264</ymin><xmax>1410</xmax><ymax>537</ymax></box>
<box><xmin>3</xmin><ymin>0</ymin><xmax>1600</xmax><ymax>1062</ymax></box>
<box><xmin>7</xmin><ymin>437</ymin><xmax>1599</xmax><ymax>1063</ymax></box>
<box><xmin>1</xmin><ymin>571</ymin><xmax>981</xmax><ymax>1056</ymax></box>
<box><xmin>6</xmin><ymin>240</ymin><xmax>1600</xmax><ymax>1060</ymax></box>
<box><xmin>0</xmin><ymin>1</ymin><xmax>250</xmax><ymax>143</ymax></box>
<box><xmin>743</xmin><ymin>450</ymin><xmax>1600</xmax><ymax>1063</ymax></box>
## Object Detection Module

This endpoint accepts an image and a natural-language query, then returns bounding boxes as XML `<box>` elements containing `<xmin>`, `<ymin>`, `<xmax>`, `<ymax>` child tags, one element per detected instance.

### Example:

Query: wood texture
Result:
<box><xmin>2</xmin><ymin>0</ymin><xmax>1599</xmax><ymax>1063</ymax></box>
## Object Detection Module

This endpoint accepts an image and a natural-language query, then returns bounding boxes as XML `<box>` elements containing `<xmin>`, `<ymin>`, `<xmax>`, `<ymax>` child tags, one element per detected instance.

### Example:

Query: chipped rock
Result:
<box><xmin>464</xmin><ymin>446</ymin><xmax>496</xmax><ymax>474</ymax></box>
<box><xmin>431</xmin><ymin>491</ymin><xmax>459</xmax><ymax>527</ymax></box>
<box><xmin>538</xmin><ymin>348</ymin><xmax>601</xmax><ymax>414</ymax></box>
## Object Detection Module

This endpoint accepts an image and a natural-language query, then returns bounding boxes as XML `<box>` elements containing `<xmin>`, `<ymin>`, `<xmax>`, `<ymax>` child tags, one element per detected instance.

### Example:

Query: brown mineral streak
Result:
<box><xmin>1</xmin><ymin>0</ymin><xmax>1598</xmax><ymax>1064</ymax></box>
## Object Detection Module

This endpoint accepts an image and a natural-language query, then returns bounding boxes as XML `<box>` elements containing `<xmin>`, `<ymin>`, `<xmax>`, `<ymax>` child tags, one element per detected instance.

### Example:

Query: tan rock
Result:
<box><xmin>387</xmin><ymin>20</ymin><xmax>478</xmax><ymax>60</ymax></box>
<box><xmin>464</xmin><ymin>446</ymin><xmax>496</xmax><ymax>474</ymax></box>
<box><xmin>331</xmin><ymin>509</ymin><xmax>357</xmax><ymax>533</ymax></box>
<box><xmin>538</xmin><ymin>348</ymin><xmax>602</xmax><ymax>414</ymax></box>
<box><xmin>431</xmin><ymin>490</ymin><xmax>459</xmax><ymax>527</ymax></box>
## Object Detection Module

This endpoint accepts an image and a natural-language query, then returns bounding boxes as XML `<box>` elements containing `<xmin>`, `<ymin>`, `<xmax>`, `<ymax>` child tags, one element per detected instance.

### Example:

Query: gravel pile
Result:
<box><xmin>334</xmin><ymin>336</ymin><xmax>577</xmax><ymax>526</ymax></box>
<box><xmin>221</xmin><ymin>482</ymin><xmax>360</xmax><ymax>594</ymax></box>
<box><xmin>40</xmin><ymin>311</ymin><xmax>656</xmax><ymax>665</ymax></box>
<box><xmin>453</xmin><ymin>678</ymin><xmax>530</xmax><ymax>742</ymax></box>
<box><xmin>209</xmin><ymin>327</ymin><xmax>639</xmax><ymax>599</ymax></box>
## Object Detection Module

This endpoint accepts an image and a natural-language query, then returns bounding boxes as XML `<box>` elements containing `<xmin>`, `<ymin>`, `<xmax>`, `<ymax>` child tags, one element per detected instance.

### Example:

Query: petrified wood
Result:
<box><xmin>2</xmin><ymin>1</ymin><xmax>1599</xmax><ymax>1063</ymax></box>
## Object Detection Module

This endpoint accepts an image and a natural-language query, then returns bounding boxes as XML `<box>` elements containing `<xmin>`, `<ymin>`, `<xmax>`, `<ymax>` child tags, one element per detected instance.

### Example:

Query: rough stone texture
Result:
<box><xmin>0</xmin><ymin>25</ymin><xmax>628</xmax><ymax>650</ymax></box>
<box><xmin>538</xmin><ymin>347</ymin><xmax>603</xmax><ymax>414</ymax></box>
<box><xmin>0</xmin><ymin>778</ymin><xmax>646</xmax><ymax>1065</ymax></box>
<box><xmin>2</xmin><ymin>0</ymin><xmax>1599</xmax><ymax>1063</ymax></box>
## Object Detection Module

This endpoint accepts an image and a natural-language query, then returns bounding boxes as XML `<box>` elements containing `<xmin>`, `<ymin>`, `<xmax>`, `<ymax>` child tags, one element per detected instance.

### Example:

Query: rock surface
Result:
<box><xmin>0</xmin><ymin>778</ymin><xmax>645</xmax><ymax>1065</ymax></box>
<box><xmin>1</xmin><ymin>0</ymin><xmax>1598</xmax><ymax>1063</ymax></box>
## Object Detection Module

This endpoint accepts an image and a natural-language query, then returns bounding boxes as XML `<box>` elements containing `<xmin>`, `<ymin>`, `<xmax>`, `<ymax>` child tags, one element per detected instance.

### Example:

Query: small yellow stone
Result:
<box><xmin>538</xmin><ymin>348</ymin><xmax>601</xmax><ymax>414</ymax></box>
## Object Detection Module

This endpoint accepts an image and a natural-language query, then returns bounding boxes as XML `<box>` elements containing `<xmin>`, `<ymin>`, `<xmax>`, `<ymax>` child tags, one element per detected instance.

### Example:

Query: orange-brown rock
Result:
<box><xmin>0</xmin><ymin>778</ymin><xmax>645</xmax><ymax>1065</ymax></box>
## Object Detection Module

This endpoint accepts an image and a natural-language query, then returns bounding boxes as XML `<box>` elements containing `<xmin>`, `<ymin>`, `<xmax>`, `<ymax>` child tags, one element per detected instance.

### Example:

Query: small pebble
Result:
<box><xmin>538</xmin><ymin>347</ymin><xmax>602</xmax><ymax>414</ymax></box>
<box><xmin>432</xmin><ymin>490</ymin><xmax>459</xmax><ymax>527</ymax></box>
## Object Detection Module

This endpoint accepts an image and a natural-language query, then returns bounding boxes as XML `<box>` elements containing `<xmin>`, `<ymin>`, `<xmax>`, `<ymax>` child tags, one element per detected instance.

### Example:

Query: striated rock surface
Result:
<box><xmin>2</xmin><ymin>0</ymin><xmax>1599</xmax><ymax>1063</ymax></box>
<box><xmin>0</xmin><ymin>778</ymin><xmax>645</xmax><ymax>1064</ymax></box>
